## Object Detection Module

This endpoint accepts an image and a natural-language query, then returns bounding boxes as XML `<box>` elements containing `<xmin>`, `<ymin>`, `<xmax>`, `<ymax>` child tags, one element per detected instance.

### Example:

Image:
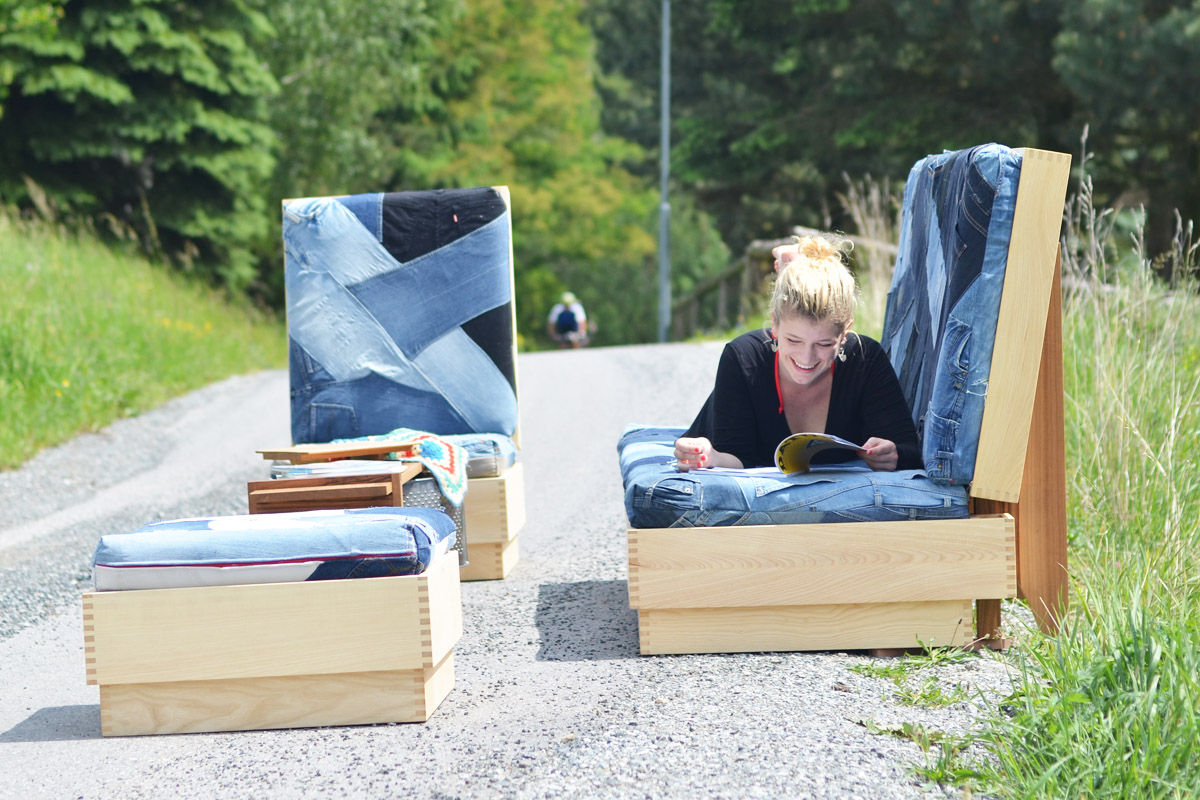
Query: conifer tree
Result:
<box><xmin>0</xmin><ymin>0</ymin><xmax>277</xmax><ymax>290</ymax></box>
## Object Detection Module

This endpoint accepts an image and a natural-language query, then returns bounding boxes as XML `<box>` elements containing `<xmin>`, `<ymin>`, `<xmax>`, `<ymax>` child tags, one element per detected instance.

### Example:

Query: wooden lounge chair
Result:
<box><xmin>626</xmin><ymin>148</ymin><xmax>1072</xmax><ymax>654</ymax></box>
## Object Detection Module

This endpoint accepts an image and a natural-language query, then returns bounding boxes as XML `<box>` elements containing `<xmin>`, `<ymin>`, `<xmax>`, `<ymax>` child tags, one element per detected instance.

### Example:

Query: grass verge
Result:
<box><xmin>840</xmin><ymin>159</ymin><xmax>1200</xmax><ymax>798</ymax></box>
<box><xmin>959</xmin><ymin>221</ymin><xmax>1200</xmax><ymax>799</ymax></box>
<box><xmin>0</xmin><ymin>210</ymin><xmax>285</xmax><ymax>469</ymax></box>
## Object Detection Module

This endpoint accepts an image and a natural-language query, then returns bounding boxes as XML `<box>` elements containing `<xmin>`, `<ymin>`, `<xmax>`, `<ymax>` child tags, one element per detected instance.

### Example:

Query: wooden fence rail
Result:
<box><xmin>670</xmin><ymin>228</ymin><xmax>899</xmax><ymax>341</ymax></box>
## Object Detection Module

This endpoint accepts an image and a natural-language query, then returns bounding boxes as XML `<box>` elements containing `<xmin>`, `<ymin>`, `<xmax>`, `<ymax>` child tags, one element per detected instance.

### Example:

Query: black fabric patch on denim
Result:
<box><xmin>378</xmin><ymin>188</ymin><xmax>507</xmax><ymax>264</ymax></box>
<box><xmin>308</xmin><ymin>558</ymin><xmax>423</xmax><ymax>581</ymax></box>
<box><xmin>898</xmin><ymin>321</ymin><xmax>926</xmax><ymax>426</ymax></box>
<box><xmin>462</xmin><ymin>302</ymin><xmax>517</xmax><ymax>392</ymax></box>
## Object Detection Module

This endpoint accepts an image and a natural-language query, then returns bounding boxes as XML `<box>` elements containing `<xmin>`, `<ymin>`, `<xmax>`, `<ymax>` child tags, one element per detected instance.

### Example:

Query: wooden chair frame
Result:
<box><xmin>627</xmin><ymin>148</ymin><xmax>1072</xmax><ymax>654</ymax></box>
<box><xmin>84</xmin><ymin>551</ymin><xmax>462</xmax><ymax>736</ymax></box>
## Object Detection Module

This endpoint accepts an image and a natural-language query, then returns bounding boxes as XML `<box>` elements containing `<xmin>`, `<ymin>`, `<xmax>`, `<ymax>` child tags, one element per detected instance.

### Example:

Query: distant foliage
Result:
<box><xmin>384</xmin><ymin>0</ymin><xmax>659</xmax><ymax>345</ymax></box>
<box><xmin>588</xmin><ymin>0</ymin><xmax>1200</xmax><ymax>263</ymax></box>
<box><xmin>0</xmin><ymin>0</ymin><xmax>278</xmax><ymax>290</ymax></box>
<box><xmin>249</xmin><ymin>0</ymin><xmax>454</xmax><ymax>303</ymax></box>
<box><xmin>1053</xmin><ymin>0</ymin><xmax>1200</xmax><ymax>265</ymax></box>
<box><xmin>0</xmin><ymin>0</ymin><xmax>63</xmax><ymax>119</ymax></box>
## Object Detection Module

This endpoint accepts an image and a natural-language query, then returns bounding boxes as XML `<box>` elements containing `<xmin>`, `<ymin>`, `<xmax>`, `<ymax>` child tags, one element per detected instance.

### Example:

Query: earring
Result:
<box><xmin>769</xmin><ymin>336</ymin><xmax>778</xmax><ymax>353</ymax></box>
<box><xmin>836</xmin><ymin>333</ymin><xmax>850</xmax><ymax>362</ymax></box>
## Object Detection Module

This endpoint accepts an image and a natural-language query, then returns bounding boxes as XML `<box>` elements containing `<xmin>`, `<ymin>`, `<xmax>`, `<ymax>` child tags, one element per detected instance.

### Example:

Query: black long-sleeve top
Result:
<box><xmin>684</xmin><ymin>329</ymin><xmax>922</xmax><ymax>469</ymax></box>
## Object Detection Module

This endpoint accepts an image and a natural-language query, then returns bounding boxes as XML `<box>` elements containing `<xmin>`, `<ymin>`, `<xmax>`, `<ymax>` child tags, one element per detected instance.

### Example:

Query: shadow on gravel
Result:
<box><xmin>0</xmin><ymin>704</ymin><xmax>99</xmax><ymax>742</ymax></box>
<box><xmin>534</xmin><ymin>580</ymin><xmax>639</xmax><ymax>662</ymax></box>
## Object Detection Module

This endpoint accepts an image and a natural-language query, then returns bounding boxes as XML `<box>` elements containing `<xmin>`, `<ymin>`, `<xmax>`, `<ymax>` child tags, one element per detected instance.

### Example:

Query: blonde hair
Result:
<box><xmin>769</xmin><ymin>235</ymin><xmax>857</xmax><ymax>331</ymax></box>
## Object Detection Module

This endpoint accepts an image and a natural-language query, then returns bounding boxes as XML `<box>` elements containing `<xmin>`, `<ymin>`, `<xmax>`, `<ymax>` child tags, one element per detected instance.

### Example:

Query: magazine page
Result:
<box><xmin>774</xmin><ymin>432</ymin><xmax>865</xmax><ymax>474</ymax></box>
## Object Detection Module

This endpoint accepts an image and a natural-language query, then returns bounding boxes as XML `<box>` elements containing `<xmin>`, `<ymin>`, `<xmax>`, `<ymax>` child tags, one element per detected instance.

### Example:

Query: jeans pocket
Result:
<box><xmin>643</xmin><ymin>476</ymin><xmax>702</xmax><ymax>511</ymax></box>
<box><xmin>922</xmin><ymin>411</ymin><xmax>959</xmax><ymax>484</ymax></box>
<box><xmin>941</xmin><ymin>316</ymin><xmax>972</xmax><ymax>382</ymax></box>
<box><xmin>310</xmin><ymin>402</ymin><xmax>359</xmax><ymax>443</ymax></box>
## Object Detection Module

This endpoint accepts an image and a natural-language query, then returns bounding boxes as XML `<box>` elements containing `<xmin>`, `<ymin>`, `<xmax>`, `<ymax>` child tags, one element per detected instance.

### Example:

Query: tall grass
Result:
<box><xmin>832</xmin><ymin>149</ymin><xmax>1200</xmax><ymax>796</ymax></box>
<box><xmin>0</xmin><ymin>209</ymin><xmax>285</xmax><ymax>469</ymax></box>
<box><xmin>960</xmin><ymin>169</ymin><xmax>1200</xmax><ymax>798</ymax></box>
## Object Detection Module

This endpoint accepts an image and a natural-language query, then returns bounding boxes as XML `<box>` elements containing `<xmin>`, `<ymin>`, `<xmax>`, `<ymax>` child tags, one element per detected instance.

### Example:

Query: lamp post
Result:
<box><xmin>656</xmin><ymin>0</ymin><xmax>671</xmax><ymax>343</ymax></box>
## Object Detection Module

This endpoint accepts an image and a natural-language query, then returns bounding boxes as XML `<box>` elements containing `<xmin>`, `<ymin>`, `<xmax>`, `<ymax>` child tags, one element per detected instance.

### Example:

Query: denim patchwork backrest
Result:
<box><xmin>283</xmin><ymin>187</ymin><xmax>518</xmax><ymax>445</ymax></box>
<box><xmin>881</xmin><ymin>145</ymin><xmax>1024</xmax><ymax>486</ymax></box>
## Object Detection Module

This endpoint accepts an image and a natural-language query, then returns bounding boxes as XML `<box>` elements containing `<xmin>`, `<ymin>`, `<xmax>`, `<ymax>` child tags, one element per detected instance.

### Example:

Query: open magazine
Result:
<box><xmin>773</xmin><ymin>432</ymin><xmax>866</xmax><ymax>474</ymax></box>
<box><xmin>699</xmin><ymin>432</ymin><xmax>867</xmax><ymax>476</ymax></box>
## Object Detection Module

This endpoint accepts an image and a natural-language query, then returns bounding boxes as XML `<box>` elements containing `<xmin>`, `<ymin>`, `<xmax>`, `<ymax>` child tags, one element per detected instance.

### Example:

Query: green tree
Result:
<box><xmin>255</xmin><ymin>0</ymin><xmax>449</xmax><ymax>202</ymax></box>
<box><xmin>0</xmin><ymin>0</ymin><xmax>278</xmax><ymax>289</ymax></box>
<box><xmin>0</xmin><ymin>0</ymin><xmax>63</xmax><ymax>119</ymax></box>
<box><xmin>249</xmin><ymin>0</ymin><xmax>454</xmax><ymax>303</ymax></box>
<box><xmin>1054</xmin><ymin>0</ymin><xmax>1200</xmax><ymax>264</ymax></box>
<box><xmin>389</xmin><ymin>0</ymin><xmax>659</xmax><ymax>346</ymax></box>
<box><xmin>589</xmin><ymin>0</ymin><xmax>1075</xmax><ymax>255</ymax></box>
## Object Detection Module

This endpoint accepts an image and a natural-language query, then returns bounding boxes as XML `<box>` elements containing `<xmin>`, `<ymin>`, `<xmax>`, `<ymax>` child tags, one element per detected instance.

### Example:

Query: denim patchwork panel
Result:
<box><xmin>618</xmin><ymin>426</ymin><xmax>968</xmax><ymax>529</ymax></box>
<box><xmin>882</xmin><ymin>144</ymin><xmax>1023</xmax><ymax>485</ymax></box>
<box><xmin>91</xmin><ymin>507</ymin><xmax>458</xmax><ymax>590</ymax></box>
<box><xmin>284</xmin><ymin>188</ymin><xmax>518</xmax><ymax>444</ymax></box>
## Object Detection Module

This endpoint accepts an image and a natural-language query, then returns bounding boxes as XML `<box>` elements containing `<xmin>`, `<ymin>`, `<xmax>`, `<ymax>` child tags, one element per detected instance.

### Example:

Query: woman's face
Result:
<box><xmin>772</xmin><ymin>314</ymin><xmax>846</xmax><ymax>387</ymax></box>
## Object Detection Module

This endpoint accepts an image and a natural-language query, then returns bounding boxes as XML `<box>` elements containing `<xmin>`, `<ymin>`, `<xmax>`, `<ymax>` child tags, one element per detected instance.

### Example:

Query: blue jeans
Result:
<box><xmin>91</xmin><ymin>507</ymin><xmax>458</xmax><ymax>590</ymax></box>
<box><xmin>881</xmin><ymin>144</ymin><xmax>1023</xmax><ymax>485</ymax></box>
<box><xmin>618</xmin><ymin>427</ymin><xmax>968</xmax><ymax>528</ymax></box>
<box><xmin>284</xmin><ymin>190</ymin><xmax>518</xmax><ymax>444</ymax></box>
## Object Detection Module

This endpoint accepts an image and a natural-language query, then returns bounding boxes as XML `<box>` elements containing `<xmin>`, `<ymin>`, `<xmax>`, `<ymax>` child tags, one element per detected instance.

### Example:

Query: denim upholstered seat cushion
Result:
<box><xmin>882</xmin><ymin>144</ymin><xmax>1023</xmax><ymax>486</ymax></box>
<box><xmin>619</xmin><ymin>426</ymin><xmax>968</xmax><ymax>528</ymax></box>
<box><xmin>284</xmin><ymin>187</ymin><xmax>518</xmax><ymax>445</ymax></box>
<box><xmin>92</xmin><ymin>507</ymin><xmax>458</xmax><ymax>591</ymax></box>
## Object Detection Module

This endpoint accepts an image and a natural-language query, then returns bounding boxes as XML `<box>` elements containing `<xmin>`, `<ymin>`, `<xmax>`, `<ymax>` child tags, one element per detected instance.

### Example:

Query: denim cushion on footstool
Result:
<box><xmin>92</xmin><ymin>507</ymin><xmax>458</xmax><ymax>591</ymax></box>
<box><xmin>618</xmin><ymin>426</ymin><xmax>968</xmax><ymax>528</ymax></box>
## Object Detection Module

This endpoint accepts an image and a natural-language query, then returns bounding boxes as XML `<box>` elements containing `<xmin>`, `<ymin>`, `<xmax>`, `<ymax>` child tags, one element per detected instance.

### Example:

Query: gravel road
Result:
<box><xmin>0</xmin><ymin>343</ymin><xmax>1015</xmax><ymax>799</ymax></box>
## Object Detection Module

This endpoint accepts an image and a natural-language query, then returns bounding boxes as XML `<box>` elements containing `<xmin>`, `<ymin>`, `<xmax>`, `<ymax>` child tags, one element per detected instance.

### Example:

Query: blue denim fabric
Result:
<box><xmin>92</xmin><ymin>507</ymin><xmax>457</xmax><ymax>573</ymax></box>
<box><xmin>881</xmin><ymin>144</ymin><xmax>1023</xmax><ymax>485</ymax></box>
<box><xmin>442</xmin><ymin>432</ymin><xmax>517</xmax><ymax>477</ymax></box>
<box><xmin>618</xmin><ymin>426</ymin><xmax>968</xmax><ymax>528</ymax></box>
<box><xmin>284</xmin><ymin>191</ymin><xmax>518</xmax><ymax>444</ymax></box>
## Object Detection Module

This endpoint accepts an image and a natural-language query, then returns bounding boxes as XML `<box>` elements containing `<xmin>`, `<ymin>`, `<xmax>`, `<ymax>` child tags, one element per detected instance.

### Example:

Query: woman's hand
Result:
<box><xmin>674</xmin><ymin>437</ymin><xmax>715</xmax><ymax>471</ymax></box>
<box><xmin>861</xmin><ymin>437</ymin><xmax>899</xmax><ymax>471</ymax></box>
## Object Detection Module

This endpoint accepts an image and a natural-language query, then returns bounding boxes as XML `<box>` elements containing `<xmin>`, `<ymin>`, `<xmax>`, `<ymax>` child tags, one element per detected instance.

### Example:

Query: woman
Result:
<box><xmin>675</xmin><ymin>235</ymin><xmax>920</xmax><ymax>472</ymax></box>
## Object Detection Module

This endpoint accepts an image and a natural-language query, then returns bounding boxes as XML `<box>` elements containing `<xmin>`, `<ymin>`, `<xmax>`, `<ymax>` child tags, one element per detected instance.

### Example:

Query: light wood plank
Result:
<box><xmin>248</xmin><ymin>465</ymin><xmax>421</xmax><ymax>494</ymax></box>
<box><xmin>628</xmin><ymin>516</ymin><xmax>1016</xmax><ymax>610</ymax></box>
<box><xmin>1014</xmin><ymin>262</ymin><xmax>1069</xmax><ymax>631</ymax></box>
<box><xmin>422</xmin><ymin>551</ymin><xmax>463</xmax><ymax>664</ymax></box>
<box><xmin>975</xmin><ymin>598</ymin><xmax>1002</xmax><ymax>642</ymax></box>
<box><xmin>464</xmin><ymin>463</ymin><xmax>525</xmax><ymax>544</ymax></box>
<box><xmin>99</xmin><ymin>654</ymin><xmax>455</xmax><ymax>736</ymax></box>
<box><xmin>972</xmin><ymin>148</ymin><xmax>1072</xmax><ymax>502</ymax></box>
<box><xmin>637</xmin><ymin>600</ymin><xmax>973</xmax><ymax>655</ymax></box>
<box><xmin>248</xmin><ymin>469</ymin><xmax>419</xmax><ymax>514</ymax></box>
<box><xmin>252</xmin><ymin>481</ymin><xmax>393</xmax><ymax>506</ymax></box>
<box><xmin>257</xmin><ymin>441</ymin><xmax>420</xmax><ymax>464</ymax></box>
<box><xmin>85</xmin><ymin>553</ymin><xmax>461</xmax><ymax>685</ymax></box>
<box><xmin>459</xmin><ymin>536</ymin><xmax>520</xmax><ymax>582</ymax></box>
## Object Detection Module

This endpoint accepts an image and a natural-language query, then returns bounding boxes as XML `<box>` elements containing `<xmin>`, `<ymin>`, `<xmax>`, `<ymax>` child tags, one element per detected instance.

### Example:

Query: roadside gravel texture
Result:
<box><xmin>0</xmin><ymin>344</ymin><xmax>1023</xmax><ymax>799</ymax></box>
